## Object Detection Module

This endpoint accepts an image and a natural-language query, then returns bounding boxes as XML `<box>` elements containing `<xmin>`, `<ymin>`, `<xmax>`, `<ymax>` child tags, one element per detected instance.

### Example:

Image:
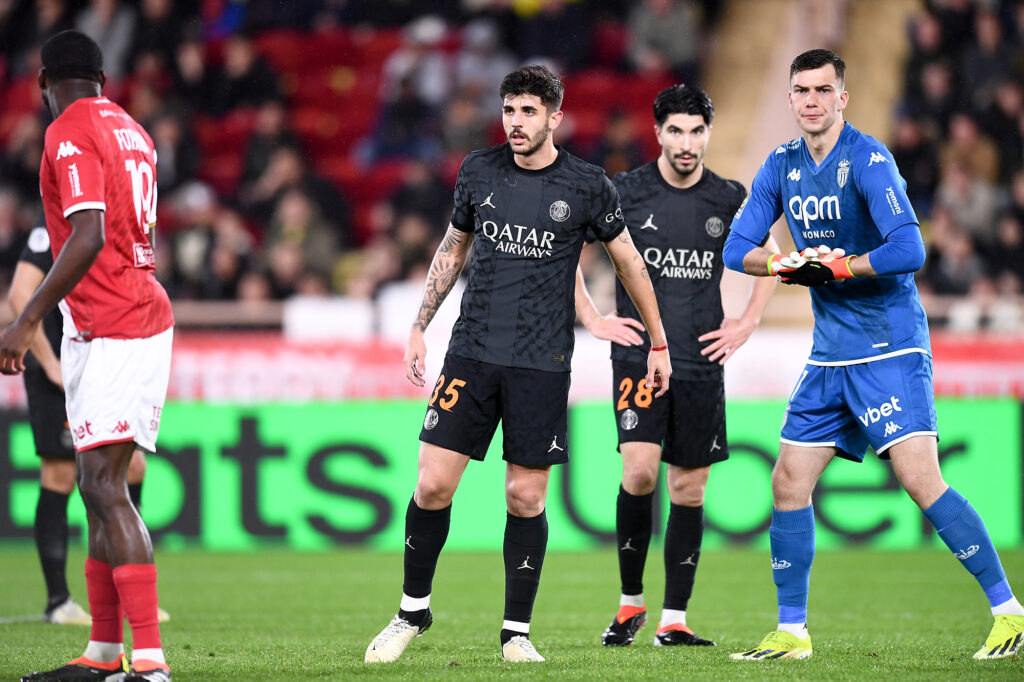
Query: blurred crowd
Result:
<box><xmin>0</xmin><ymin>0</ymin><xmax>719</xmax><ymax>309</ymax></box>
<box><xmin>899</xmin><ymin>0</ymin><xmax>1024</xmax><ymax>329</ymax></box>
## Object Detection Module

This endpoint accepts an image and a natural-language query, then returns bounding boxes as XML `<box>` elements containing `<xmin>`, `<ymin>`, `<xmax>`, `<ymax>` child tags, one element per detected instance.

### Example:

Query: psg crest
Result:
<box><xmin>837</xmin><ymin>159</ymin><xmax>850</xmax><ymax>188</ymax></box>
<box><xmin>705</xmin><ymin>216</ymin><xmax>725</xmax><ymax>238</ymax></box>
<box><xmin>423</xmin><ymin>408</ymin><xmax>439</xmax><ymax>430</ymax></box>
<box><xmin>549</xmin><ymin>200</ymin><xmax>570</xmax><ymax>222</ymax></box>
<box><xmin>620</xmin><ymin>408</ymin><xmax>638</xmax><ymax>431</ymax></box>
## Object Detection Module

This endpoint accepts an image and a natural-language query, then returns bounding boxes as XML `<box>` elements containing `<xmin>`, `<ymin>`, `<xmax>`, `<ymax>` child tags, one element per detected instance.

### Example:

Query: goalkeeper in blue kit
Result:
<box><xmin>723</xmin><ymin>49</ymin><xmax>1024</xmax><ymax>661</ymax></box>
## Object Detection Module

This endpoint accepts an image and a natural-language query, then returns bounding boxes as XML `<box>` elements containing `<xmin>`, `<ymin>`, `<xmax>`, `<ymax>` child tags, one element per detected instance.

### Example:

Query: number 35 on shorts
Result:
<box><xmin>617</xmin><ymin>376</ymin><xmax>655</xmax><ymax>410</ymax></box>
<box><xmin>429</xmin><ymin>375</ymin><xmax>467</xmax><ymax>411</ymax></box>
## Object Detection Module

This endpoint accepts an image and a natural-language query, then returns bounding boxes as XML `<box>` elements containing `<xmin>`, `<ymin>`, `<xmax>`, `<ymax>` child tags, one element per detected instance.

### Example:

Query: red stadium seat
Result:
<box><xmin>353</xmin><ymin>29</ymin><xmax>403</xmax><ymax>67</ymax></box>
<box><xmin>561</xmin><ymin>69</ymin><xmax>622</xmax><ymax>112</ymax></box>
<box><xmin>199</xmin><ymin>152</ymin><xmax>243</xmax><ymax>196</ymax></box>
<box><xmin>253</xmin><ymin>30</ymin><xmax>312</xmax><ymax>73</ymax></box>
<box><xmin>591</xmin><ymin>20</ymin><xmax>628</xmax><ymax>68</ymax></box>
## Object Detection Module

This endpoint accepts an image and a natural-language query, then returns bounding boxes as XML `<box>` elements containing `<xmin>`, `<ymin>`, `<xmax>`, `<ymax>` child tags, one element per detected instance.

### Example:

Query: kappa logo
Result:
<box><xmin>868</xmin><ymin>151</ymin><xmax>888</xmax><ymax>166</ymax></box>
<box><xmin>56</xmin><ymin>140</ymin><xmax>82</xmax><ymax>160</ymax></box>
<box><xmin>837</xmin><ymin>159</ymin><xmax>850</xmax><ymax>188</ymax></box>
<box><xmin>882</xmin><ymin>421</ymin><xmax>903</xmax><ymax>437</ymax></box>
<box><xmin>112</xmin><ymin>420</ymin><xmax>130</xmax><ymax>434</ymax></box>
<box><xmin>771</xmin><ymin>557</ymin><xmax>791</xmax><ymax>570</ymax></box>
<box><xmin>858</xmin><ymin>395</ymin><xmax>902</xmax><ymax>426</ymax></box>
<box><xmin>480</xmin><ymin>192</ymin><xmax>496</xmax><ymax>208</ymax></box>
<box><xmin>548</xmin><ymin>436</ymin><xmax>564</xmax><ymax>453</ymax></box>
<box><xmin>640</xmin><ymin>213</ymin><xmax>658</xmax><ymax>230</ymax></box>
<box><xmin>787</xmin><ymin>168</ymin><xmax>801</xmax><ymax>182</ymax></box>
<box><xmin>955</xmin><ymin>545</ymin><xmax>979</xmax><ymax>560</ymax></box>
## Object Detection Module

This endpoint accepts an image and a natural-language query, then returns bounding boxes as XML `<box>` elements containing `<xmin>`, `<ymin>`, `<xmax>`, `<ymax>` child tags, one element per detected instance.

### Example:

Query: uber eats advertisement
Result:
<box><xmin>0</xmin><ymin>399</ymin><xmax>1020</xmax><ymax>550</ymax></box>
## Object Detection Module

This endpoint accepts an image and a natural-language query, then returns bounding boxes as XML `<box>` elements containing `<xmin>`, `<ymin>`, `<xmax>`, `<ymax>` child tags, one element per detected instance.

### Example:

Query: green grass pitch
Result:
<box><xmin>1</xmin><ymin>547</ymin><xmax>1022</xmax><ymax>680</ymax></box>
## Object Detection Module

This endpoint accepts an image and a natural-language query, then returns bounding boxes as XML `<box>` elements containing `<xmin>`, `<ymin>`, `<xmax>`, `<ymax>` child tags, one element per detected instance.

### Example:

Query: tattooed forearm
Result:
<box><xmin>439</xmin><ymin>229</ymin><xmax>464</xmax><ymax>253</ymax></box>
<box><xmin>412</xmin><ymin>228</ymin><xmax>469</xmax><ymax>331</ymax></box>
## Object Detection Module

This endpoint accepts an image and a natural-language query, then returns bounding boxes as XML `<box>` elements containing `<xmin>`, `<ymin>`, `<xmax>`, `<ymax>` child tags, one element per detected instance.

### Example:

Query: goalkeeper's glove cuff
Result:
<box><xmin>768</xmin><ymin>253</ymin><xmax>784</xmax><ymax>277</ymax></box>
<box><xmin>829</xmin><ymin>254</ymin><xmax>857</xmax><ymax>280</ymax></box>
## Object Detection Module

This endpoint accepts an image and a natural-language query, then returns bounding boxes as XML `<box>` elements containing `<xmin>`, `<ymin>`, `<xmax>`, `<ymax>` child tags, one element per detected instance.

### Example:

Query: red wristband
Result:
<box><xmin>649</xmin><ymin>345</ymin><xmax>668</xmax><ymax>352</ymax></box>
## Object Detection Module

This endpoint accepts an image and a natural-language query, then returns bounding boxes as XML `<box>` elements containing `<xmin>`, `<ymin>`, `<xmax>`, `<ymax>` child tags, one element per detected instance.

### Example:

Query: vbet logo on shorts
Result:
<box><xmin>858</xmin><ymin>395</ymin><xmax>902</xmax><ymax>427</ymax></box>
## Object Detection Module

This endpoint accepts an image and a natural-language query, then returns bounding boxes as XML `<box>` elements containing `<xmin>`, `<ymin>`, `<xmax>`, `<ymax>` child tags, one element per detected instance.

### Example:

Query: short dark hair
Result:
<box><xmin>499</xmin><ymin>64</ymin><xmax>564</xmax><ymax>112</ymax></box>
<box><xmin>790</xmin><ymin>49</ymin><xmax>846</xmax><ymax>85</ymax></box>
<box><xmin>653</xmin><ymin>84</ymin><xmax>715</xmax><ymax>126</ymax></box>
<box><xmin>41</xmin><ymin>30</ymin><xmax>104</xmax><ymax>83</ymax></box>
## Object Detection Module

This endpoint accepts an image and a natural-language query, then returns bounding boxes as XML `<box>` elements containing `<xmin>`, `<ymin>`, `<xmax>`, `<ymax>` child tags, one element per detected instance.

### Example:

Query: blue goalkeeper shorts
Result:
<box><xmin>779</xmin><ymin>351</ymin><xmax>938</xmax><ymax>462</ymax></box>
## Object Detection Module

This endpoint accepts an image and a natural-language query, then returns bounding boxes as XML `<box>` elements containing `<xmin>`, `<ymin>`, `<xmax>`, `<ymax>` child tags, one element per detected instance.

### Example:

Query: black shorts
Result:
<box><xmin>24</xmin><ymin>364</ymin><xmax>75</xmax><ymax>460</ymax></box>
<box><xmin>612</xmin><ymin>360</ymin><xmax>728</xmax><ymax>468</ymax></box>
<box><xmin>419</xmin><ymin>354</ymin><xmax>570</xmax><ymax>466</ymax></box>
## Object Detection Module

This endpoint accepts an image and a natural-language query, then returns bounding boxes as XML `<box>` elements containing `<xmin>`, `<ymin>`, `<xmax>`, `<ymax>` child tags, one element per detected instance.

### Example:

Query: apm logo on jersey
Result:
<box><xmin>481</xmin><ymin>221</ymin><xmax>555</xmax><ymax>258</ymax></box>
<box><xmin>643</xmin><ymin>247</ymin><xmax>714</xmax><ymax>279</ymax></box>
<box><xmin>788</xmin><ymin>194</ymin><xmax>840</xmax><ymax>240</ymax></box>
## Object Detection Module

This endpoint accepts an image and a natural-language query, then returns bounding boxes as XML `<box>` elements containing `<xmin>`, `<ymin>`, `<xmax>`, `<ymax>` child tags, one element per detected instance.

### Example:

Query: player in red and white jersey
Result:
<box><xmin>1</xmin><ymin>30</ymin><xmax>173</xmax><ymax>682</ymax></box>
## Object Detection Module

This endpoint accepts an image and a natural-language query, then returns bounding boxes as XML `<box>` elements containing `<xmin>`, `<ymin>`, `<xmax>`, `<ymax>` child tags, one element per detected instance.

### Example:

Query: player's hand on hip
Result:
<box><xmin>587</xmin><ymin>312</ymin><xmax>645</xmax><ymax>346</ymax></box>
<box><xmin>0</xmin><ymin>321</ymin><xmax>31</xmax><ymax>375</ymax></box>
<box><xmin>405</xmin><ymin>329</ymin><xmax>427</xmax><ymax>387</ymax></box>
<box><xmin>645</xmin><ymin>347</ymin><xmax>671</xmax><ymax>398</ymax></box>
<box><xmin>698</xmin><ymin>317</ymin><xmax>754</xmax><ymax>365</ymax></box>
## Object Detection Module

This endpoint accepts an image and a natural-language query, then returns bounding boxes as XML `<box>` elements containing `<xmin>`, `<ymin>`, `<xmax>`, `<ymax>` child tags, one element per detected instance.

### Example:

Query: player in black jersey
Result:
<box><xmin>10</xmin><ymin>219</ymin><xmax>166</xmax><ymax>626</ymax></box>
<box><xmin>576</xmin><ymin>85</ymin><xmax>778</xmax><ymax>648</ymax></box>
<box><xmin>366</xmin><ymin>65</ymin><xmax>672</xmax><ymax>665</ymax></box>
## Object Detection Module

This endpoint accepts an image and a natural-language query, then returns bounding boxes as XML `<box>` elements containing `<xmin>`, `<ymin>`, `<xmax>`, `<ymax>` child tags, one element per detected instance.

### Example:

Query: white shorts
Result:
<box><xmin>61</xmin><ymin>327</ymin><xmax>173</xmax><ymax>453</ymax></box>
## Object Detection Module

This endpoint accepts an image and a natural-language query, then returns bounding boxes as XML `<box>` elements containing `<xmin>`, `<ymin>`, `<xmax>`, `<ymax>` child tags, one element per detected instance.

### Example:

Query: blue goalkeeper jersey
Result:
<box><xmin>729</xmin><ymin>123</ymin><xmax>930</xmax><ymax>364</ymax></box>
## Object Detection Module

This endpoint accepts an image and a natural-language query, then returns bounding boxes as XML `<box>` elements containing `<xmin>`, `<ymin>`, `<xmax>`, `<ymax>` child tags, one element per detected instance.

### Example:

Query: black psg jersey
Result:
<box><xmin>612</xmin><ymin>162</ymin><xmax>747</xmax><ymax>380</ymax></box>
<box><xmin>448</xmin><ymin>144</ymin><xmax>626</xmax><ymax>372</ymax></box>
<box><xmin>18</xmin><ymin>222</ymin><xmax>63</xmax><ymax>369</ymax></box>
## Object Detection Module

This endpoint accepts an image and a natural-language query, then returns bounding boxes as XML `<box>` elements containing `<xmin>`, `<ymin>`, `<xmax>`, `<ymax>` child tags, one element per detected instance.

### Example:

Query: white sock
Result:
<box><xmin>660</xmin><ymin>608</ymin><xmax>686</xmax><ymax>627</ymax></box>
<box><xmin>620</xmin><ymin>593</ymin><xmax>645</xmax><ymax>608</ymax></box>
<box><xmin>777</xmin><ymin>622</ymin><xmax>808</xmax><ymax>638</ymax></box>
<box><xmin>992</xmin><ymin>596</ymin><xmax>1024</xmax><ymax>616</ymax></box>
<box><xmin>82</xmin><ymin>641</ymin><xmax>124</xmax><ymax>663</ymax></box>
<box><xmin>131</xmin><ymin>648</ymin><xmax>166</xmax><ymax>665</ymax></box>
<box><xmin>400</xmin><ymin>593</ymin><xmax>430</xmax><ymax>612</ymax></box>
<box><xmin>502</xmin><ymin>619</ymin><xmax>530</xmax><ymax>634</ymax></box>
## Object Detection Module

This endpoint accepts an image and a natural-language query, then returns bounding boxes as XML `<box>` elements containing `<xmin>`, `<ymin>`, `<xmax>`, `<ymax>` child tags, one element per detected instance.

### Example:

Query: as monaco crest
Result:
<box><xmin>837</xmin><ymin>159</ymin><xmax>850</xmax><ymax>188</ymax></box>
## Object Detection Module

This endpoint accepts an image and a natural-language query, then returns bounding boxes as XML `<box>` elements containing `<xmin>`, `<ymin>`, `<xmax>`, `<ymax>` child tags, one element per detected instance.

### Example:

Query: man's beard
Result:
<box><xmin>669</xmin><ymin>153</ymin><xmax>701</xmax><ymax>177</ymax></box>
<box><xmin>510</xmin><ymin>124</ymin><xmax>550</xmax><ymax>156</ymax></box>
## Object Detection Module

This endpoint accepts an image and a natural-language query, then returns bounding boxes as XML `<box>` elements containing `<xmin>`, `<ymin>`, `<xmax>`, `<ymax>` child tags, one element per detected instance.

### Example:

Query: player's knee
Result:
<box><xmin>414</xmin><ymin>476</ymin><xmax>457</xmax><ymax>509</ymax></box>
<box><xmin>667</xmin><ymin>479</ymin><xmax>706</xmax><ymax>507</ymax></box>
<box><xmin>622</xmin><ymin>466</ymin><xmax>658</xmax><ymax>495</ymax></box>
<box><xmin>76</xmin><ymin>465</ymin><xmax>126</xmax><ymax>513</ymax></box>
<box><xmin>505</xmin><ymin>482</ymin><xmax>545</xmax><ymax>517</ymax></box>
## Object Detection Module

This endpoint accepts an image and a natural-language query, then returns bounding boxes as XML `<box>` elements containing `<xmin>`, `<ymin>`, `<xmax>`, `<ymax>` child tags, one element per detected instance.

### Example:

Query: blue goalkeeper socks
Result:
<box><xmin>924</xmin><ymin>487</ymin><xmax>1013</xmax><ymax>608</ymax></box>
<box><xmin>770</xmin><ymin>505</ymin><xmax>815</xmax><ymax>625</ymax></box>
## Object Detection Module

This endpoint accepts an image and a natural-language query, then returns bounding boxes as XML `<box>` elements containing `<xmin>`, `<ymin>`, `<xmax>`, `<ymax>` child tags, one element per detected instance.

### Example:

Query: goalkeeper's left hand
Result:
<box><xmin>770</xmin><ymin>246</ymin><xmax>857</xmax><ymax>287</ymax></box>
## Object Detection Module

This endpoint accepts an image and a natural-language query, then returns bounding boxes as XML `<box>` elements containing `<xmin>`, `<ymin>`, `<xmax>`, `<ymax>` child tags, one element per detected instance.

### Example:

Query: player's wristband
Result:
<box><xmin>649</xmin><ymin>345</ymin><xmax>668</xmax><ymax>353</ymax></box>
<box><xmin>767</xmin><ymin>254</ymin><xmax>784</xmax><ymax>277</ymax></box>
